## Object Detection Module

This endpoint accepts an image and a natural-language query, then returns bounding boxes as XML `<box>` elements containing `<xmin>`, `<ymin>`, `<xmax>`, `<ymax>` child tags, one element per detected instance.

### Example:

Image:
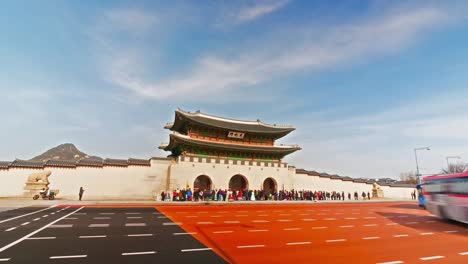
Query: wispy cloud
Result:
<box><xmin>235</xmin><ymin>0</ymin><xmax>290</xmax><ymax>24</ymax></box>
<box><xmin>104</xmin><ymin>8</ymin><xmax>156</xmax><ymax>33</ymax></box>
<box><xmin>106</xmin><ymin>5</ymin><xmax>449</xmax><ymax>102</ymax></box>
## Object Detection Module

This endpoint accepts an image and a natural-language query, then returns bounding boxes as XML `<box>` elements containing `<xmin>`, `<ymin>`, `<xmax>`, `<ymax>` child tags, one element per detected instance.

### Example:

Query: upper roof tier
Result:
<box><xmin>165</xmin><ymin>109</ymin><xmax>295</xmax><ymax>139</ymax></box>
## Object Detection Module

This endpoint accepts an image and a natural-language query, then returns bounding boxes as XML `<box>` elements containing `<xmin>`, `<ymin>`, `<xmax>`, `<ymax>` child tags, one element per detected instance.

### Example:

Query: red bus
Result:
<box><xmin>423</xmin><ymin>172</ymin><xmax>468</xmax><ymax>223</ymax></box>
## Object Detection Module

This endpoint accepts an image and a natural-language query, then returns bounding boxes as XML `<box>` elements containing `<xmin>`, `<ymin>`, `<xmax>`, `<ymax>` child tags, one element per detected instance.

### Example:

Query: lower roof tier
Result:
<box><xmin>159</xmin><ymin>132</ymin><xmax>300</xmax><ymax>158</ymax></box>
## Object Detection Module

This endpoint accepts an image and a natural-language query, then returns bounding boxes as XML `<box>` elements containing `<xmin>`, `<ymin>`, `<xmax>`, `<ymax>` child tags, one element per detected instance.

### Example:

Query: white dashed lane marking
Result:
<box><xmin>237</xmin><ymin>245</ymin><xmax>265</xmax><ymax>249</ymax></box>
<box><xmin>248</xmin><ymin>229</ymin><xmax>268</xmax><ymax>232</ymax></box>
<box><xmin>74</xmin><ymin>213</ymin><xmax>86</xmax><ymax>215</ymax></box>
<box><xmin>79</xmin><ymin>235</ymin><xmax>107</xmax><ymax>239</ymax></box>
<box><xmin>312</xmin><ymin>227</ymin><xmax>327</xmax><ymax>230</ymax></box>
<box><xmin>163</xmin><ymin>222</ymin><xmax>181</xmax><ymax>226</ymax></box>
<box><xmin>302</xmin><ymin>219</ymin><xmax>316</xmax><ymax>221</ymax></box>
<box><xmin>252</xmin><ymin>220</ymin><xmax>269</xmax><ymax>223</ymax></box>
<box><xmin>181</xmin><ymin>248</ymin><xmax>212</xmax><ymax>252</ymax></box>
<box><xmin>444</xmin><ymin>230</ymin><xmax>458</xmax><ymax>233</ymax></box>
<box><xmin>286</xmin><ymin>242</ymin><xmax>311</xmax><ymax>246</ymax></box>
<box><xmin>420</xmin><ymin>232</ymin><xmax>434</xmax><ymax>236</ymax></box>
<box><xmin>393</xmin><ymin>234</ymin><xmax>409</xmax><ymax>238</ymax></box>
<box><xmin>94</xmin><ymin>217</ymin><xmax>111</xmax><ymax>220</ymax></box>
<box><xmin>173</xmin><ymin>232</ymin><xmax>197</xmax><ymax>235</ymax></box>
<box><xmin>0</xmin><ymin>258</ymin><xmax>10</xmax><ymax>262</ymax></box>
<box><xmin>284</xmin><ymin>228</ymin><xmax>301</xmax><ymax>231</ymax></box>
<box><xmin>363</xmin><ymin>224</ymin><xmax>378</xmax><ymax>227</ymax></box>
<box><xmin>196</xmin><ymin>222</ymin><xmax>213</xmax><ymax>225</ymax></box>
<box><xmin>459</xmin><ymin>252</ymin><xmax>468</xmax><ymax>255</ymax></box>
<box><xmin>420</xmin><ymin>256</ymin><xmax>444</xmax><ymax>261</ymax></box>
<box><xmin>21</xmin><ymin>222</ymin><xmax>30</xmax><ymax>226</ymax></box>
<box><xmin>125</xmin><ymin>213</ymin><xmax>141</xmax><ymax>215</ymax></box>
<box><xmin>363</xmin><ymin>237</ymin><xmax>380</xmax><ymax>240</ymax></box>
<box><xmin>345</xmin><ymin>217</ymin><xmax>357</xmax><ymax>220</ymax></box>
<box><xmin>339</xmin><ymin>225</ymin><xmax>354</xmax><ymax>228</ymax></box>
<box><xmin>213</xmin><ymin>231</ymin><xmax>233</xmax><ymax>234</ymax></box>
<box><xmin>64</xmin><ymin>217</ymin><xmax>78</xmax><ymax>220</ymax></box>
<box><xmin>32</xmin><ymin>218</ymin><xmax>40</xmax><ymax>221</ymax></box>
<box><xmin>277</xmin><ymin>219</ymin><xmax>292</xmax><ymax>222</ymax></box>
<box><xmin>127</xmin><ymin>234</ymin><xmax>153</xmax><ymax>237</ymax></box>
<box><xmin>224</xmin><ymin>221</ymin><xmax>240</xmax><ymax>224</ymax></box>
<box><xmin>377</xmin><ymin>260</ymin><xmax>404</xmax><ymax>264</ymax></box>
<box><xmin>26</xmin><ymin>237</ymin><xmax>56</xmax><ymax>240</ymax></box>
<box><xmin>122</xmin><ymin>251</ymin><xmax>156</xmax><ymax>256</ymax></box>
<box><xmin>125</xmin><ymin>223</ymin><xmax>146</xmax><ymax>227</ymax></box>
<box><xmin>50</xmin><ymin>255</ymin><xmax>87</xmax><ymax>259</ymax></box>
<box><xmin>326</xmin><ymin>239</ymin><xmax>346</xmax><ymax>243</ymax></box>
<box><xmin>99</xmin><ymin>213</ymin><xmax>114</xmax><ymax>215</ymax></box>
<box><xmin>89</xmin><ymin>224</ymin><xmax>109</xmax><ymax>228</ymax></box>
<box><xmin>386</xmin><ymin>223</ymin><xmax>397</xmax><ymax>226</ymax></box>
<box><xmin>49</xmin><ymin>224</ymin><xmax>73</xmax><ymax>228</ymax></box>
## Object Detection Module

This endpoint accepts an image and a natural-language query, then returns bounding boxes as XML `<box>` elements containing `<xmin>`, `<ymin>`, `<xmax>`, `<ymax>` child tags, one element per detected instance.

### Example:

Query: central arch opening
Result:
<box><xmin>193</xmin><ymin>175</ymin><xmax>212</xmax><ymax>191</ymax></box>
<box><xmin>229</xmin><ymin>174</ymin><xmax>249</xmax><ymax>191</ymax></box>
<box><xmin>263</xmin><ymin>177</ymin><xmax>277</xmax><ymax>194</ymax></box>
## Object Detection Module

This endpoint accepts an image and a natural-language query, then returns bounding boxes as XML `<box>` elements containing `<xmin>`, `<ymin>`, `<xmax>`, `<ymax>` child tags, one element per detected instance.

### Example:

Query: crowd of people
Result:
<box><xmin>160</xmin><ymin>188</ymin><xmax>373</xmax><ymax>202</ymax></box>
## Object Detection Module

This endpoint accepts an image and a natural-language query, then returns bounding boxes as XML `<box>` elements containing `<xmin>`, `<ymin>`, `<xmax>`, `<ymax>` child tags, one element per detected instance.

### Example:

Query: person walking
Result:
<box><xmin>79</xmin><ymin>187</ymin><xmax>84</xmax><ymax>201</ymax></box>
<box><xmin>367</xmin><ymin>192</ymin><xmax>371</xmax><ymax>200</ymax></box>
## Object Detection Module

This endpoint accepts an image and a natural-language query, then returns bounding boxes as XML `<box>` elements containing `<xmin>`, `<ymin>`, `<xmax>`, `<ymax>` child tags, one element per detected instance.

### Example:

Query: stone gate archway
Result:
<box><xmin>228</xmin><ymin>174</ymin><xmax>249</xmax><ymax>191</ymax></box>
<box><xmin>263</xmin><ymin>177</ymin><xmax>277</xmax><ymax>194</ymax></box>
<box><xmin>193</xmin><ymin>175</ymin><xmax>212</xmax><ymax>191</ymax></box>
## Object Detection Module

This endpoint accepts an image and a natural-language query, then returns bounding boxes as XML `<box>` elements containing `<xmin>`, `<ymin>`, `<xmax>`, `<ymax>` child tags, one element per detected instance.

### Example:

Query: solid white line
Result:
<box><xmin>326</xmin><ymin>239</ymin><xmax>346</xmax><ymax>242</ymax></box>
<box><xmin>377</xmin><ymin>260</ymin><xmax>404</xmax><ymax>264</ymax></box>
<box><xmin>420</xmin><ymin>232</ymin><xmax>434</xmax><ymax>235</ymax></box>
<box><xmin>363</xmin><ymin>237</ymin><xmax>380</xmax><ymax>240</ymax></box>
<box><xmin>32</xmin><ymin>218</ymin><xmax>40</xmax><ymax>221</ymax></box>
<box><xmin>50</xmin><ymin>255</ymin><xmax>87</xmax><ymax>259</ymax></box>
<box><xmin>127</xmin><ymin>234</ymin><xmax>153</xmax><ymax>237</ymax></box>
<box><xmin>21</xmin><ymin>222</ymin><xmax>30</xmax><ymax>226</ymax></box>
<box><xmin>286</xmin><ymin>242</ymin><xmax>311</xmax><ymax>245</ymax></box>
<box><xmin>459</xmin><ymin>252</ymin><xmax>468</xmax><ymax>255</ymax></box>
<box><xmin>393</xmin><ymin>234</ymin><xmax>409</xmax><ymax>238</ymax></box>
<box><xmin>248</xmin><ymin>229</ymin><xmax>268</xmax><ymax>232</ymax></box>
<box><xmin>125</xmin><ymin>223</ymin><xmax>146</xmax><ymax>227</ymax></box>
<box><xmin>420</xmin><ymin>256</ymin><xmax>444</xmax><ymax>261</ymax></box>
<box><xmin>173</xmin><ymin>232</ymin><xmax>197</xmax><ymax>235</ymax></box>
<box><xmin>49</xmin><ymin>224</ymin><xmax>73</xmax><ymax>228</ymax></box>
<box><xmin>237</xmin><ymin>245</ymin><xmax>265</xmax><ymax>248</ymax></box>
<box><xmin>0</xmin><ymin>259</ymin><xmax>10</xmax><ymax>262</ymax></box>
<box><xmin>79</xmin><ymin>235</ymin><xmax>106</xmax><ymax>238</ymax></box>
<box><xmin>213</xmin><ymin>231</ymin><xmax>233</xmax><ymax>234</ymax></box>
<box><xmin>26</xmin><ymin>237</ymin><xmax>56</xmax><ymax>240</ymax></box>
<box><xmin>181</xmin><ymin>248</ymin><xmax>212</xmax><ymax>252</ymax></box>
<box><xmin>122</xmin><ymin>251</ymin><xmax>156</xmax><ymax>256</ymax></box>
<box><xmin>89</xmin><ymin>224</ymin><xmax>109</xmax><ymax>228</ymax></box>
<box><xmin>0</xmin><ymin>207</ymin><xmax>83</xmax><ymax>253</ymax></box>
<box><xmin>5</xmin><ymin>227</ymin><xmax>16</xmax><ymax>232</ymax></box>
<box><xmin>0</xmin><ymin>205</ymin><xmax>57</xmax><ymax>224</ymax></box>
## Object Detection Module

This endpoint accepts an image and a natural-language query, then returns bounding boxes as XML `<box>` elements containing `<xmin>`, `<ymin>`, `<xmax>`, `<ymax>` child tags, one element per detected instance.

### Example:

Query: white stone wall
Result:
<box><xmin>0</xmin><ymin>158</ymin><xmax>414</xmax><ymax>200</ymax></box>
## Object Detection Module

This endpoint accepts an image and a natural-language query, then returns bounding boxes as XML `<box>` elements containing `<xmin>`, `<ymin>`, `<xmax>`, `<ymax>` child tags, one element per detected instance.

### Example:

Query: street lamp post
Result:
<box><xmin>414</xmin><ymin>147</ymin><xmax>430</xmax><ymax>184</ymax></box>
<box><xmin>445</xmin><ymin>156</ymin><xmax>461</xmax><ymax>174</ymax></box>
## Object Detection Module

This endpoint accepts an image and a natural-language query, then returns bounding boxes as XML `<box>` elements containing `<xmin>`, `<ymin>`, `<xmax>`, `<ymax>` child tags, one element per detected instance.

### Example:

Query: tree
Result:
<box><xmin>441</xmin><ymin>163</ymin><xmax>468</xmax><ymax>174</ymax></box>
<box><xmin>399</xmin><ymin>171</ymin><xmax>418</xmax><ymax>184</ymax></box>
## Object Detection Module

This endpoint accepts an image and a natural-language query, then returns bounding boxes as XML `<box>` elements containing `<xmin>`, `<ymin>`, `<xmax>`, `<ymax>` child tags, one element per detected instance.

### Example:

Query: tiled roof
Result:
<box><xmin>128</xmin><ymin>158</ymin><xmax>151</xmax><ymax>166</ymax></box>
<box><xmin>10</xmin><ymin>160</ymin><xmax>44</xmax><ymax>168</ymax></box>
<box><xmin>44</xmin><ymin>160</ymin><xmax>77</xmax><ymax>168</ymax></box>
<box><xmin>0</xmin><ymin>161</ymin><xmax>11</xmax><ymax>169</ymax></box>
<box><xmin>77</xmin><ymin>159</ymin><xmax>103</xmax><ymax>167</ymax></box>
<box><xmin>104</xmin><ymin>159</ymin><xmax>128</xmax><ymax>167</ymax></box>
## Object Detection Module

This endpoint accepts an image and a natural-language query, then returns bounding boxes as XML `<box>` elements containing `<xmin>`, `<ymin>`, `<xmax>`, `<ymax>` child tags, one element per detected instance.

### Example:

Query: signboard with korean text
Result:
<box><xmin>227</xmin><ymin>131</ymin><xmax>245</xmax><ymax>139</ymax></box>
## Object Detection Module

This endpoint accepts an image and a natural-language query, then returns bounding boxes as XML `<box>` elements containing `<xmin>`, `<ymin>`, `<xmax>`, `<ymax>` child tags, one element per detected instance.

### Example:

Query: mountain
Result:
<box><xmin>30</xmin><ymin>143</ymin><xmax>102</xmax><ymax>162</ymax></box>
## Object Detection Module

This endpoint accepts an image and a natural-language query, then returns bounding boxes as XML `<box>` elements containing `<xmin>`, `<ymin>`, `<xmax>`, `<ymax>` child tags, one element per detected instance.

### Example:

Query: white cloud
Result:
<box><xmin>235</xmin><ymin>0</ymin><xmax>290</xmax><ymax>24</ymax></box>
<box><xmin>106</xmin><ymin>5</ymin><xmax>449</xmax><ymax>102</ymax></box>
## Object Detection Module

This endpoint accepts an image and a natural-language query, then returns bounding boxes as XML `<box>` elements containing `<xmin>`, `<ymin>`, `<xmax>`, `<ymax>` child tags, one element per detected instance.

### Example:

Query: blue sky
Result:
<box><xmin>1</xmin><ymin>0</ymin><xmax>468</xmax><ymax>179</ymax></box>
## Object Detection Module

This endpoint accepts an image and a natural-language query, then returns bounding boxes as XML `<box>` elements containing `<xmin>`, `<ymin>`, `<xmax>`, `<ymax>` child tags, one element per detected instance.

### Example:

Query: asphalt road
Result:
<box><xmin>0</xmin><ymin>202</ymin><xmax>466</xmax><ymax>264</ymax></box>
<box><xmin>0</xmin><ymin>206</ymin><xmax>226</xmax><ymax>263</ymax></box>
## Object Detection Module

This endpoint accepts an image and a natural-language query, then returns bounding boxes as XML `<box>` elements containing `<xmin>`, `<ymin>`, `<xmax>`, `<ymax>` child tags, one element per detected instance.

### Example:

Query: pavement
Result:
<box><xmin>0</xmin><ymin>201</ymin><xmax>466</xmax><ymax>263</ymax></box>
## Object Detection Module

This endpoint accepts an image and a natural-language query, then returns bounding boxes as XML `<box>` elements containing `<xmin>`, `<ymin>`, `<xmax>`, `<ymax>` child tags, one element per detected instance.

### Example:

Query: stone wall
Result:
<box><xmin>0</xmin><ymin>157</ymin><xmax>414</xmax><ymax>200</ymax></box>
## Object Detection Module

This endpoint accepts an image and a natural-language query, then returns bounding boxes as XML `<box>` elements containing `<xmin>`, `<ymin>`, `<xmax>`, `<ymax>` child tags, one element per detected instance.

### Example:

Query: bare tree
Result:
<box><xmin>399</xmin><ymin>171</ymin><xmax>418</xmax><ymax>184</ymax></box>
<box><xmin>441</xmin><ymin>163</ymin><xmax>468</xmax><ymax>174</ymax></box>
